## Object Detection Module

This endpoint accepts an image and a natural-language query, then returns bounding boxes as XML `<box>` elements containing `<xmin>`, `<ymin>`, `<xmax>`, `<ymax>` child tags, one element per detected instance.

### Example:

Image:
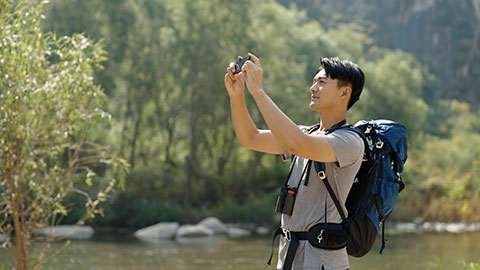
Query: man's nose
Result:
<box><xmin>310</xmin><ymin>83</ymin><xmax>318</xmax><ymax>93</ymax></box>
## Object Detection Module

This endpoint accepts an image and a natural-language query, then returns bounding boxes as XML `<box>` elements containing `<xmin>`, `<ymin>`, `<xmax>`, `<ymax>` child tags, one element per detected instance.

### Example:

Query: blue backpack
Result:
<box><xmin>315</xmin><ymin>119</ymin><xmax>408</xmax><ymax>257</ymax></box>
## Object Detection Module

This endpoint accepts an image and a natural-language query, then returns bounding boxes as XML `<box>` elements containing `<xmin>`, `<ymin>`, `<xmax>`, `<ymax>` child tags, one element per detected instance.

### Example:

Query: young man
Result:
<box><xmin>224</xmin><ymin>53</ymin><xmax>365</xmax><ymax>270</ymax></box>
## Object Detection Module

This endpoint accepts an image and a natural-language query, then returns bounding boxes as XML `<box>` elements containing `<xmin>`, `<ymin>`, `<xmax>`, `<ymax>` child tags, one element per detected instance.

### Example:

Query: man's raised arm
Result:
<box><xmin>241</xmin><ymin>53</ymin><xmax>339</xmax><ymax>162</ymax></box>
<box><xmin>225</xmin><ymin>64</ymin><xmax>285</xmax><ymax>155</ymax></box>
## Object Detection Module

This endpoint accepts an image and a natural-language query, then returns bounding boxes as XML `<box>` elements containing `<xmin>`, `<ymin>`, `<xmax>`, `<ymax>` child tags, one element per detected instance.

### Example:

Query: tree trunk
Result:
<box><xmin>184</xmin><ymin>103</ymin><xmax>197</xmax><ymax>209</ymax></box>
<box><xmin>120</xmin><ymin>86</ymin><xmax>132</xmax><ymax>156</ymax></box>
<box><xmin>11</xmin><ymin>189</ymin><xmax>28</xmax><ymax>270</ymax></box>
<box><xmin>129</xmin><ymin>105</ymin><xmax>143</xmax><ymax>169</ymax></box>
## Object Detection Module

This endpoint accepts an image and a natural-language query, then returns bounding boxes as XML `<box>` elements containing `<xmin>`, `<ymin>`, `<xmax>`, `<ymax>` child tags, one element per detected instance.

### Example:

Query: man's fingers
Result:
<box><xmin>235</xmin><ymin>71</ymin><xmax>246</xmax><ymax>82</ymax></box>
<box><xmin>242</xmin><ymin>61</ymin><xmax>258</xmax><ymax>72</ymax></box>
<box><xmin>242</xmin><ymin>61</ymin><xmax>252</xmax><ymax>71</ymax></box>
<box><xmin>226</xmin><ymin>66</ymin><xmax>235</xmax><ymax>81</ymax></box>
<box><xmin>248</xmin><ymin>53</ymin><xmax>261</xmax><ymax>67</ymax></box>
<box><xmin>225</xmin><ymin>73</ymin><xmax>233</xmax><ymax>83</ymax></box>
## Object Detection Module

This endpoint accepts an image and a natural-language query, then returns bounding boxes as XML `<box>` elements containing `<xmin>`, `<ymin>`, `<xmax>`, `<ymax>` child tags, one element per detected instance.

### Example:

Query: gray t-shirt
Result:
<box><xmin>277</xmin><ymin>125</ymin><xmax>364</xmax><ymax>270</ymax></box>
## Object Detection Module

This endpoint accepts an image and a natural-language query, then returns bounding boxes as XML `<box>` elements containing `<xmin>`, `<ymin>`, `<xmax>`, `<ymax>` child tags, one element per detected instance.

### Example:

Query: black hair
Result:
<box><xmin>318</xmin><ymin>57</ymin><xmax>365</xmax><ymax>110</ymax></box>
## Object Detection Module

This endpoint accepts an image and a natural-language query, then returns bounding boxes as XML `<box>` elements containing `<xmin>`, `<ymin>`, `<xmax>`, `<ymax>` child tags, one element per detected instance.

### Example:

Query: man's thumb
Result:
<box><xmin>235</xmin><ymin>72</ymin><xmax>246</xmax><ymax>83</ymax></box>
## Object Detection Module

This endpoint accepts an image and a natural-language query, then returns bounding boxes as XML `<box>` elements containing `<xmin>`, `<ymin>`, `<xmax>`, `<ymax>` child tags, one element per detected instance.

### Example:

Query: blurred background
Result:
<box><xmin>40</xmin><ymin>0</ymin><xmax>480</xmax><ymax>228</ymax></box>
<box><xmin>1</xmin><ymin>0</ymin><xmax>480</xmax><ymax>269</ymax></box>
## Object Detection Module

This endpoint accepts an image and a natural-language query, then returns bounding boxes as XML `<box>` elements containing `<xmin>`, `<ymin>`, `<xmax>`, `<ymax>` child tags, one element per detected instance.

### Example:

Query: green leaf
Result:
<box><xmin>85</xmin><ymin>177</ymin><xmax>92</xmax><ymax>187</ymax></box>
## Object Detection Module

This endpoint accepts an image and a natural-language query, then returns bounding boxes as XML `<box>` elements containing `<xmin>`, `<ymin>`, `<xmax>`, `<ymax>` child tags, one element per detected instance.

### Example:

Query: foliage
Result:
<box><xmin>35</xmin><ymin>0</ymin><xmax>480</xmax><ymax>228</ymax></box>
<box><xmin>349</xmin><ymin>48</ymin><xmax>429</xmax><ymax>143</ymax></box>
<box><xmin>464</xmin><ymin>262</ymin><xmax>480</xmax><ymax>270</ymax></box>
<box><xmin>0</xmin><ymin>1</ymin><xmax>126</xmax><ymax>269</ymax></box>
<box><xmin>403</xmin><ymin>101</ymin><xmax>480</xmax><ymax>222</ymax></box>
<box><xmin>276</xmin><ymin>0</ymin><xmax>480</xmax><ymax>106</ymax></box>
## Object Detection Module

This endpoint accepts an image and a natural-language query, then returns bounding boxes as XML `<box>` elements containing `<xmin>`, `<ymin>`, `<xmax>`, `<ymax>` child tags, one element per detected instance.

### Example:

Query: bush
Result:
<box><xmin>217</xmin><ymin>191</ymin><xmax>277</xmax><ymax>224</ymax></box>
<box><xmin>92</xmin><ymin>193</ymin><xmax>182</xmax><ymax>229</ymax></box>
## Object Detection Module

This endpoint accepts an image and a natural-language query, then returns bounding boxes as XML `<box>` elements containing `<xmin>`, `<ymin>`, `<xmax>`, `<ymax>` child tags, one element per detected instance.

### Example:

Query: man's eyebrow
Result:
<box><xmin>314</xmin><ymin>76</ymin><xmax>328</xmax><ymax>81</ymax></box>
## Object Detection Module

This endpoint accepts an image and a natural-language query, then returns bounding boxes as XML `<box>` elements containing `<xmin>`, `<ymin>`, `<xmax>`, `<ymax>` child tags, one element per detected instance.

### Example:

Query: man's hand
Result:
<box><xmin>242</xmin><ymin>53</ymin><xmax>263</xmax><ymax>94</ymax></box>
<box><xmin>225</xmin><ymin>62</ymin><xmax>246</xmax><ymax>98</ymax></box>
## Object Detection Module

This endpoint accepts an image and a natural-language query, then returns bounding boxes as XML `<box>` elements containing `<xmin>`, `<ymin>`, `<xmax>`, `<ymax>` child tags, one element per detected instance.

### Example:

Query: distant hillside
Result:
<box><xmin>277</xmin><ymin>0</ymin><xmax>480</xmax><ymax>106</ymax></box>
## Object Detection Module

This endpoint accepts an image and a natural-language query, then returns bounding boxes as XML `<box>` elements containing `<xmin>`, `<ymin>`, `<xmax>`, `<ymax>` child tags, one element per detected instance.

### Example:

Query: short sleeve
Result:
<box><xmin>279</xmin><ymin>124</ymin><xmax>310</xmax><ymax>162</ymax></box>
<box><xmin>325</xmin><ymin>129</ymin><xmax>364</xmax><ymax>168</ymax></box>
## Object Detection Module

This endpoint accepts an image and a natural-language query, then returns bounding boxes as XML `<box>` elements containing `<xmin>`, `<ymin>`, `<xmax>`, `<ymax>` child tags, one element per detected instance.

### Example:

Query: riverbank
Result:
<box><xmin>390</xmin><ymin>222</ymin><xmax>480</xmax><ymax>234</ymax></box>
<box><xmin>2</xmin><ymin>230</ymin><xmax>479</xmax><ymax>270</ymax></box>
<box><xmin>23</xmin><ymin>221</ymin><xmax>480</xmax><ymax>242</ymax></box>
<box><xmin>2</xmin><ymin>221</ymin><xmax>477</xmax><ymax>244</ymax></box>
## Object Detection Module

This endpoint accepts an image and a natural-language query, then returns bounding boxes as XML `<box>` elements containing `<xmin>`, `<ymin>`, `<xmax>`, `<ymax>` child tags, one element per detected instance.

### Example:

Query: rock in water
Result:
<box><xmin>37</xmin><ymin>225</ymin><xmax>94</xmax><ymax>240</ymax></box>
<box><xmin>134</xmin><ymin>222</ymin><xmax>179</xmax><ymax>240</ymax></box>
<box><xmin>227</xmin><ymin>227</ymin><xmax>251</xmax><ymax>238</ymax></box>
<box><xmin>176</xmin><ymin>224</ymin><xmax>214</xmax><ymax>238</ymax></box>
<box><xmin>198</xmin><ymin>217</ymin><xmax>228</xmax><ymax>235</ymax></box>
<box><xmin>255</xmin><ymin>226</ymin><xmax>270</xmax><ymax>236</ymax></box>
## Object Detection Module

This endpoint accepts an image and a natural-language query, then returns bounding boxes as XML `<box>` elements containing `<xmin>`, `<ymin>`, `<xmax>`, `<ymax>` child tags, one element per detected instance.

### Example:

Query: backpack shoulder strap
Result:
<box><xmin>314</xmin><ymin>161</ymin><xmax>347</xmax><ymax>221</ymax></box>
<box><xmin>312</xmin><ymin>125</ymin><xmax>367</xmax><ymax>221</ymax></box>
<box><xmin>331</xmin><ymin>126</ymin><xmax>370</xmax><ymax>156</ymax></box>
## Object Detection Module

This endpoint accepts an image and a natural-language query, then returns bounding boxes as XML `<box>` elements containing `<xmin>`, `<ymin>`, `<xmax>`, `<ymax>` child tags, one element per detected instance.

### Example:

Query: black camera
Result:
<box><xmin>275</xmin><ymin>186</ymin><xmax>297</xmax><ymax>216</ymax></box>
<box><xmin>233</xmin><ymin>55</ymin><xmax>251</xmax><ymax>74</ymax></box>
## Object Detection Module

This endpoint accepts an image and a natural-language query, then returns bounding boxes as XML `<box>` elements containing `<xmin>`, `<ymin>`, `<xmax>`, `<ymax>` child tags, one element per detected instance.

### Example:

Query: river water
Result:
<box><xmin>1</xmin><ymin>231</ymin><xmax>479</xmax><ymax>269</ymax></box>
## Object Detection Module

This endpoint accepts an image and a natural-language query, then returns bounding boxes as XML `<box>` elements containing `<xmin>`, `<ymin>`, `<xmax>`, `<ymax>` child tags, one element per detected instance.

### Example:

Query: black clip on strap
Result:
<box><xmin>380</xmin><ymin>220</ymin><xmax>387</xmax><ymax>254</ymax></box>
<box><xmin>282</xmin><ymin>232</ymin><xmax>299</xmax><ymax>270</ymax></box>
<box><xmin>267</xmin><ymin>228</ymin><xmax>301</xmax><ymax>270</ymax></box>
<box><xmin>267</xmin><ymin>227</ymin><xmax>283</xmax><ymax>265</ymax></box>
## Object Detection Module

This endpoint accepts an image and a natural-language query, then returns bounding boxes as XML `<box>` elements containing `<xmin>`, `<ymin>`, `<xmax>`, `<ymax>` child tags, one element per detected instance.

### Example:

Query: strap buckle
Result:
<box><xmin>317</xmin><ymin>229</ymin><xmax>325</xmax><ymax>243</ymax></box>
<box><xmin>282</xmin><ymin>228</ymin><xmax>291</xmax><ymax>241</ymax></box>
<box><xmin>376</xmin><ymin>141</ymin><xmax>384</xmax><ymax>149</ymax></box>
<box><xmin>366</xmin><ymin>125</ymin><xmax>373</xmax><ymax>134</ymax></box>
<box><xmin>317</xmin><ymin>171</ymin><xmax>326</xmax><ymax>180</ymax></box>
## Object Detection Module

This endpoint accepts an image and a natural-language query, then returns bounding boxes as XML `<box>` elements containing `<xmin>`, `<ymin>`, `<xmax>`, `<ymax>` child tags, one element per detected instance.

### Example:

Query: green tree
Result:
<box><xmin>0</xmin><ymin>1</ymin><xmax>125</xmax><ymax>269</ymax></box>
<box><xmin>350</xmin><ymin>49</ymin><xmax>429</xmax><ymax>143</ymax></box>
<box><xmin>44</xmin><ymin>0</ymin><xmax>255</xmax><ymax>217</ymax></box>
<box><xmin>409</xmin><ymin>101</ymin><xmax>480</xmax><ymax>221</ymax></box>
<box><xmin>277</xmin><ymin>0</ymin><xmax>480</xmax><ymax>106</ymax></box>
<box><xmin>41</xmin><ymin>0</ymin><xmax>447</xmax><ymax>226</ymax></box>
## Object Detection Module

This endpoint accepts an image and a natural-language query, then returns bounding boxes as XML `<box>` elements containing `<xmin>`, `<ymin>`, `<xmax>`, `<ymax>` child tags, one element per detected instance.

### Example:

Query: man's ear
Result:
<box><xmin>340</xmin><ymin>86</ymin><xmax>352</xmax><ymax>101</ymax></box>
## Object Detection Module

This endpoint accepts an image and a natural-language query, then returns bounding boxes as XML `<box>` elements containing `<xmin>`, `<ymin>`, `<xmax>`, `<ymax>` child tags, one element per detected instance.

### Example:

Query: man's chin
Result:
<box><xmin>309</xmin><ymin>103</ymin><xmax>321</xmax><ymax>112</ymax></box>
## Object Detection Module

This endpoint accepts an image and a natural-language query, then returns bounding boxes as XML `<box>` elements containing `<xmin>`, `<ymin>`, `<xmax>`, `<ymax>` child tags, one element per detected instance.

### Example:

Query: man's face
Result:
<box><xmin>309</xmin><ymin>69</ymin><xmax>342</xmax><ymax>111</ymax></box>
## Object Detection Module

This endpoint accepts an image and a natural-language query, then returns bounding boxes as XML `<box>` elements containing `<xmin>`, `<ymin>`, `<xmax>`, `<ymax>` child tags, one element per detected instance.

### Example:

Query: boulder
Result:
<box><xmin>37</xmin><ymin>225</ymin><xmax>94</xmax><ymax>240</ymax></box>
<box><xmin>421</xmin><ymin>222</ymin><xmax>480</xmax><ymax>233</ymax></box>
<box><xmin>134</xmin><ymin>222</ymin><xmax>179</xmax><ymax>241</ymax></box>
<box><xmin>255</xmin><ymin>226</ymin><xmax>270</xmax><ymax>236</ymax></box>
<box><xmin>197</xmin><ymin>217</ymin><xmax>228</xmax><ymax>235</ymax></box>
<box><xmin>444</xmin><ymin>222</ymin><xmax>480</xmax><ymax>233</ymax></box>
<box><xmin>176</xmin><ymin>224</ymin><xmax>214</xmax><ymax>238</ymax></box>
<box><xmin>422</xmin><ymin>222</ymin><xmax>446</xmax><ymax>232</ymax></box>
<box><xmin>394</xmin><ymin>222</ymin><xmax>418</xmax><ymax>233</ymax></box>
<box><xmin>227</xmin><ymin>227</ymin><xmax>251</xmax><ymax>238</ymax></box>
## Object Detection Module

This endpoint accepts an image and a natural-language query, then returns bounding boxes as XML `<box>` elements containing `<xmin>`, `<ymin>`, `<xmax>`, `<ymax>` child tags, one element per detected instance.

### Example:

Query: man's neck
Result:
<box><xmin>318</xmin><ymin>109</ymin><xmax>347</xmax><ymax>131</ymax></box>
